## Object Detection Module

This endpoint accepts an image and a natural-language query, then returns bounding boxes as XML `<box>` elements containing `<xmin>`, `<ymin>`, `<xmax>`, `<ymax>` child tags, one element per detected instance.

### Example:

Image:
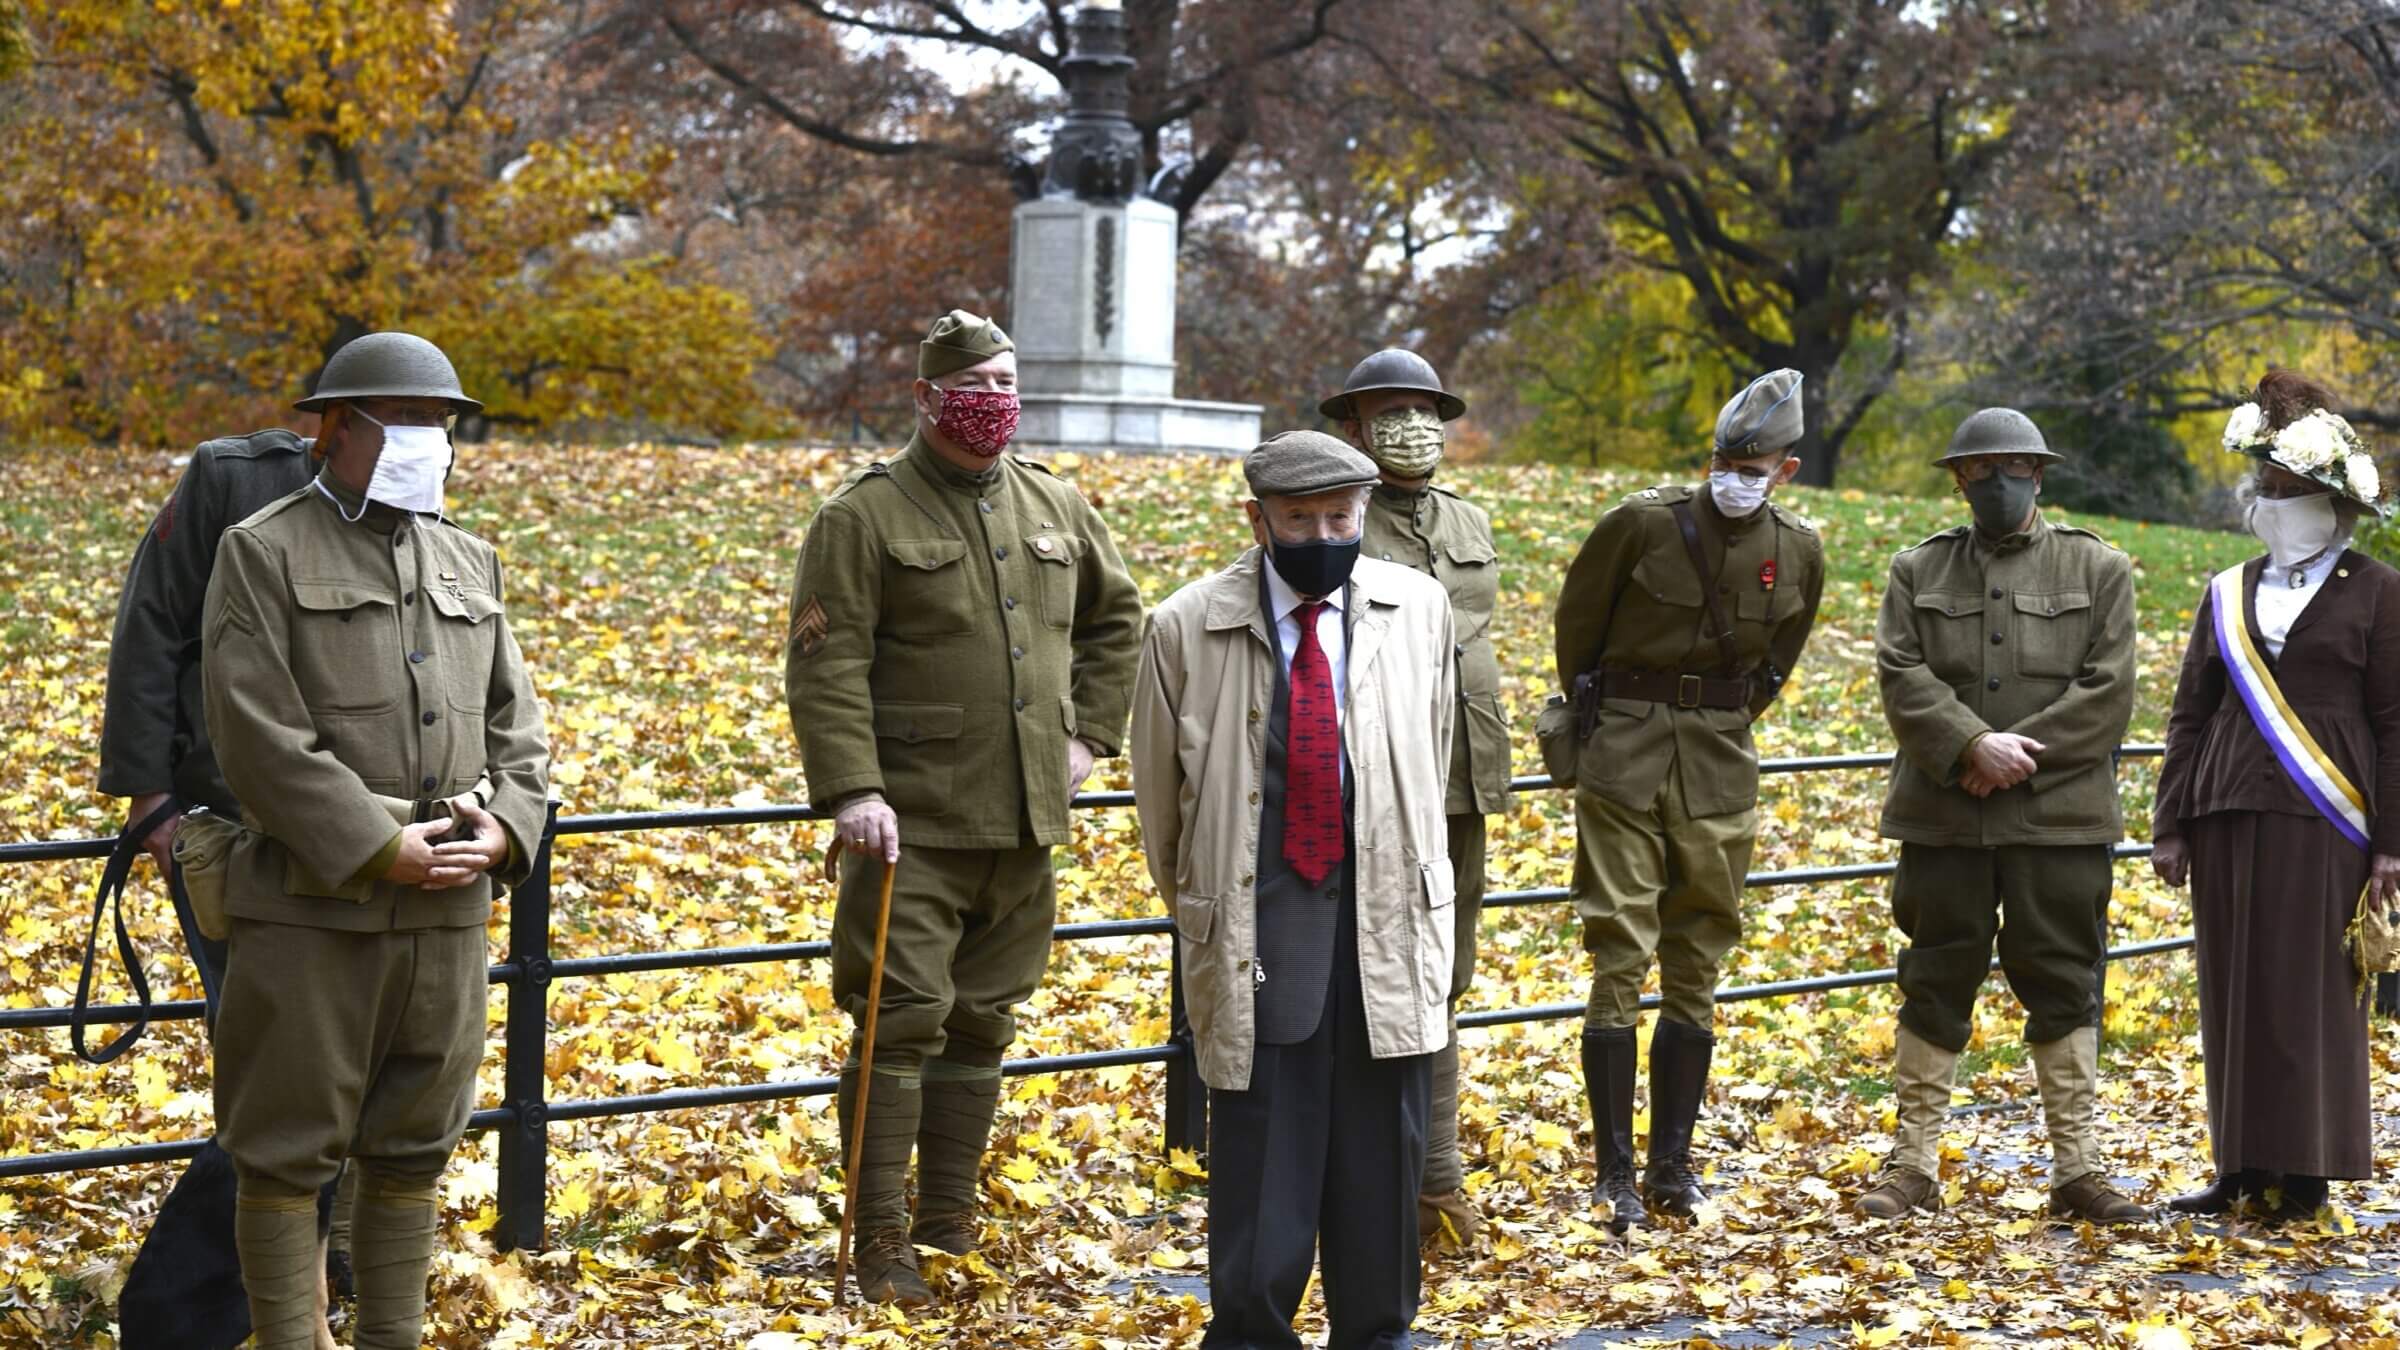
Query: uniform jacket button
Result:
<box><xmin>1990</xmin><ymin>632</ymin><xmax>2003</xmax><ymax>644</ymax></box>
<box><xmin>1987</xmin><ymin>677</ymin><xmax>2001</xmax><ymax>690</ymax></box>
<box><xmin>404</xmin><ymin>591</ymin><xmax>416</xmax><ymax>605</ymax></box>
<box><xmin>1004</xmin><ymin>597</ymin><xmax>1017</xmax><ymax>610</ymax></box>
<box><xmin>994</xmin><ymin>546</ymin><xmax>1008</xmax><ymax>560</ymax></box>
<box><xmin>1014</xmin><ymin>697</ymin><xmax>1026</xmax><ymax>711</ymax></box>
<box><xmin>408</xmin><ymin>650</ymin><xmax>426</xmax><ymax>663</ymax></box>
<box><xmin>422</xmin><ymin>711</ymin><xmax>438</xmax><ymax>725</ymax></box>
<box><xmin>1991</xmin><ymin>587</ymin><xmax>2003</xmax><ymax>599</ymax></box>
<box><xmin>1011</xmin><ymin>645</ymin><xmax>1024</xmax><ymax>660</ymax></box>
<box><xmin>420</xmin><ymin>775</ymin><xmax>438</xmax><ymax>792</ymax></box>
<box><xmin>1248</xmin><ymin>790</ymin><xmax>1260</xmax><ymax>805</ymax></box>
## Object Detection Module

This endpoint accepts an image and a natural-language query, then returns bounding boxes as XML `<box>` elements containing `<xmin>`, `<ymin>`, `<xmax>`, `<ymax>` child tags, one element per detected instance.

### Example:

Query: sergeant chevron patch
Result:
<box><xmin>789</xmin><ymin>594</ymin><xmax>828</xmax><ymax>657</ymax></box>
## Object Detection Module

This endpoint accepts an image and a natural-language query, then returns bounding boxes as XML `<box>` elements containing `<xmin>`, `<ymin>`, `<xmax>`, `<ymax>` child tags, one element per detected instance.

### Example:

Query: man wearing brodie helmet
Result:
<box><xmin>782</xmin><ymin>308</ymin><xmax>1144</xmax><ymax>1304</ymax></box>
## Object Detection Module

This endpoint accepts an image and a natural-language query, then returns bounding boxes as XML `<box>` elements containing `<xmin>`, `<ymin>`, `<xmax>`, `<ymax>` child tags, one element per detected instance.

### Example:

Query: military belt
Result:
<box><xmin>1597</xmin><ymin>668</ymin><xmax>1750</xmax><ymax>710</ymax></box>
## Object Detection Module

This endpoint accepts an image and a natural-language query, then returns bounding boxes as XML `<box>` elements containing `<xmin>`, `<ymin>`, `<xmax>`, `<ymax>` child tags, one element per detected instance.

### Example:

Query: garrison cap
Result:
<box><xmin>919</xmin><ymin>309</ymin><xmax>1016</xmax><ymax>379</ymax></box>
<box><xmin>296</xmin><ymin>331</ymin><xmax>480</xmax><ymax>414</ymax></box>
<box><xmin>1712</xmin><ymin>368</ymin><xmax>1804</xmax><ymax>455</ymax></box>
<box><xmin>1244</xmin><ymin>430</ymin><xmax>1380</xmax><ymax>498</ymax></box>
<box><xmin>1935</xmin><ymin>407</ymin><xmax>2061</xmax><ymax>465</ymax></box>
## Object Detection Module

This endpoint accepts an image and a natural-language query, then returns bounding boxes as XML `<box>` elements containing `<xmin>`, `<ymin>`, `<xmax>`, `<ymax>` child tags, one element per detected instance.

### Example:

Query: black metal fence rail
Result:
<box><xmin>0</xmin><ymin>744</ymin><xmax>2233</xmax><ymax>1252</ymax></box>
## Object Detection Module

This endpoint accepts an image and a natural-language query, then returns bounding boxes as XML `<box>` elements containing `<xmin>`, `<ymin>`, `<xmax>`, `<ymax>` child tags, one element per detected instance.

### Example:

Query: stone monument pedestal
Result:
<box><xmin>1009</xmin><ymin>197</ymin><xmax>1261</xmax><ymax>456</ymax></box>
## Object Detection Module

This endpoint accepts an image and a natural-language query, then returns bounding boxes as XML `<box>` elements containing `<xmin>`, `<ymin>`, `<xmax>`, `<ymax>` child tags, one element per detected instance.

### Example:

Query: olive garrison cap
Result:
<box><xmin>1712</xmin><ymin>368</ymin><xmax>1804</xmax><ymax>455</ymax></box>
<box><xmin>1934</xmin><ymin>407</ymin><xmax>2062</xmax><ymax>465</ymax></box>
<box><xmin>1318</xmin><ymin>348</ymin><xmax>1467</xmax><ymax>422</ymax></box>
<box><xmin>1244</xmin><ymin>430</ymin><xmax>1380</xmax><ymax>498</ymax></box>
<box><xmin>919</xmin><ymin>309</ymin><xmax>1016</xmax><ymax>379</ymax></box>
<box><xmin>296</xmin><ymin>331</ymin><xmax>480</xmax><ymax>413</ymax></box>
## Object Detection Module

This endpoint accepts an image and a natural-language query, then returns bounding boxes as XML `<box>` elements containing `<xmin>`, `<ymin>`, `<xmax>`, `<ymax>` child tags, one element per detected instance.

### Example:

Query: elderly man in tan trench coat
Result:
<box><xmin>1131</xmin><ymin>430</ymin><xmax>1457</xmax><ymax>1350</ymax></box>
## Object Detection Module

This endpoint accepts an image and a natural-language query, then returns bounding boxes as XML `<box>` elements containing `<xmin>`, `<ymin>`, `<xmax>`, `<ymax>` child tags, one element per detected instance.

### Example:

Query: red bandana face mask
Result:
<box><xmin>933</xmin><ymin>387</ymin><xmax>1021</xmax><ymax>458</ymax></box>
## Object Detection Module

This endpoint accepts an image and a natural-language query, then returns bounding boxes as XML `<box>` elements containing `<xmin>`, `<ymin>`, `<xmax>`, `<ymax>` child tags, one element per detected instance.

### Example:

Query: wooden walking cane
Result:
<box><xmin>834</xmin><ymin>849</ymin><xmax>899</xmax><ymax>1307</ymax></box>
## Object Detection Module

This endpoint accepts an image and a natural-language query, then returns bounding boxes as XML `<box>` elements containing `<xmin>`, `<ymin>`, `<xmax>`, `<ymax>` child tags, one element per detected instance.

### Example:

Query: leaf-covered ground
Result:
<box><xmin>1</xmin><ymin>445</ymin><xmax>2394</xmax><ymax>1348</ymax></box>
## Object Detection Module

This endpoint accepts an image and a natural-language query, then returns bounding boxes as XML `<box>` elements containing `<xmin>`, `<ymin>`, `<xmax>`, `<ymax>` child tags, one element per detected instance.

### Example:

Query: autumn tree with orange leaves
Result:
<box><xmin>0</xmin><ymin>1</ymin><xmax>779</xmax><ymax>445</ymax></box>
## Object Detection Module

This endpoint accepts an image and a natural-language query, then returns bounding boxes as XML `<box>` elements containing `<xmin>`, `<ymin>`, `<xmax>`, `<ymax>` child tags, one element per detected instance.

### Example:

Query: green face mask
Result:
<box><xmin>1366</xmin><ymin>407</ymin><xmax>1445</xmax><ymax>478</ymax></box>
<box><xmin>1962</xmin><ymin>473</ymin><xmax>2038</xmax><ymax>535</ymax></box>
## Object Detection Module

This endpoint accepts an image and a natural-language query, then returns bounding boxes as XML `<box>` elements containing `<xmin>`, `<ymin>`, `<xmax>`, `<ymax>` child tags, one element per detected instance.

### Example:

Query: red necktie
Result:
<box><xmin>1283</xmin><ymin>601</ymin><xmax>1344</xmax><ymax>885</ymax></box>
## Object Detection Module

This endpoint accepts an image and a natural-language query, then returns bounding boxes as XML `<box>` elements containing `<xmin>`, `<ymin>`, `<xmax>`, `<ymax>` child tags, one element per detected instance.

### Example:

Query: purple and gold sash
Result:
<box><xmin>2210</xmin><ymin>565</ymin><xmax>2371</xmax><ymax>850</ymax></box>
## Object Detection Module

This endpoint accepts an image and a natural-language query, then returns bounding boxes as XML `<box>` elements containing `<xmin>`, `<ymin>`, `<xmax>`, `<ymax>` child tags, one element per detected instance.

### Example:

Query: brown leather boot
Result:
<box><xmin>853</xmin><ymin>1227</ymin><xmax>934</xmax><ymax>1307</ymax></box>
<box><xmin>2050</xmin><ymin>1173</ymin><xmax>2147</xmax><ymax>1224</ymax></box>
<box><xmin>1417</xmin><ymin>1188</ymin><xmax>1483</xmax><ymax>1250</ymax></box>
<box><xmin>1855</xmin><ymin>1166</ymin><xmax>1942</xmax><ymax>1218</ymax></box>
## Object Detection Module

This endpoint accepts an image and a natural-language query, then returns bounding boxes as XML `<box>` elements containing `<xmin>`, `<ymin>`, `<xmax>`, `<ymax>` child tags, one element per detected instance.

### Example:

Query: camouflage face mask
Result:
<box><xmin>1366</xmin><ymin>407</ymin><xmax>1445</xmax><ymax>478</ymax></box>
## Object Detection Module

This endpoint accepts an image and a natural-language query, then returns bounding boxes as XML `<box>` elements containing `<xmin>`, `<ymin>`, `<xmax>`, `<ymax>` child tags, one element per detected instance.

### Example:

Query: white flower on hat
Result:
<box><xmin>2222</xmin><ymin>402</ymin><xmax>2265</xmax><ymax>451</ymax></box>
<box><xmin>2271</xmin><ymin>410</ymin><xmax>2346</xmax><ymax>472</ymax></box>
<box><xmin>2347</xmin><ymin>451</ymin><xmax>2380</xmax><ymax>503</ymax></box>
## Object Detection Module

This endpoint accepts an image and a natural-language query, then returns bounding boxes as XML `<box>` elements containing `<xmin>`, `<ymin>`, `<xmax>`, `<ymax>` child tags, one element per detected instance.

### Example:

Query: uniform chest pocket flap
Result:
<box><xmin>291</xmin><ymin>580</ymin><xmax>400</xmax><ymax>711</ymax></box>
<box><xmin>1443</xmin><ymin>540</ymin><xmax>1498</xmax><ymax>568</ymax></box>
<box><xmin>2013</xmin><ymin>589</ymin><xmax>2092</xmax><ymax>680</ymax></box>
<box><xmin>884</xmin><ymin>538</ymin><xmax>975</xmax><ymax>636</ymax></box>
<box><xmin>1028</xmin><ymin>532</ymin><xmax>1086</xmax><ymax>628</ymax></box>
<box><xmin>428</xmin><ymin>588</ymin><xmax>503</xmax><ymax>711</ymax></box>
<box><xmin>1909</xmin><ymin>591</ymin><xmax>1987</xmax><ymax>681</ymax></box>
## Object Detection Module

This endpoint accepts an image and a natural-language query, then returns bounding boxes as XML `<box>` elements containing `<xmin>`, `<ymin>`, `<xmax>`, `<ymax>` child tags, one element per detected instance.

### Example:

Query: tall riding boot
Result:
<box><xmin>2033</xmin><ymin>1026</ymin><xmax>2145</xmax><ymax>1224</ymax></box>
<box><xmin>1856</xmin><ymin>1025</ymin><xmax>1956</xmax><ymax>1218</ymax></box>
<box><xmin>837</xmin><ymin>1068</ymin><xmax>932</xmax><ymax>1306</ymax></box>
<box><xmin>911</xmin><ymin>1064</ymin><xmax>1001</xmax><ymax>1256</ymax></box>
<box><xmin>234</xmin><ymin>1188</ymin><xmax>324</xmax><ymax>1350</ymax></box>
<box><xmin>1581</xmin><ymin>1025</ymin><xmax>1643</xmax><ymax>1235</ymax></box>
<box><xmin>1417</xmin><ymin>1018</ymin><xmax>1483</xmax><ymax>1249</ymax></box>
<box><xmin>1640</xmin><ymin>1018</ymin><xmax>1714</xmax><ymax>1218</ymax></box>
<box><xmin>348</xmin><ymin>1170</ymin><xmax>439</xmax><ymax>1350</ymax></box>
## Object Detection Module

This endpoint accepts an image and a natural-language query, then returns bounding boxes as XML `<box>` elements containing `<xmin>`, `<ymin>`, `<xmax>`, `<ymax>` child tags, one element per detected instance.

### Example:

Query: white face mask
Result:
<box><xmin>2249</xmin><ymin>492</ymin><xmax>2339</xmax><ymax>569</ymax></box>
<box><xmin>349</xmin><ymin>407</ymin><xmax>452</xmax><ymax>516</ymax></box>
<box><xmin>1708</xmin><ymin>468</ymin><xmax>1774</xmax><ymax>517</ymax></box>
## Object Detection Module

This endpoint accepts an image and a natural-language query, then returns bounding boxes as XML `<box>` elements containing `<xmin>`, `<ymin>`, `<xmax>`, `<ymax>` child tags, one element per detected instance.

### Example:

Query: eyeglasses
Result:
<box><xmin>1953</xmin><ymin>455</ymin><xmax>2042</xmax><ymax>482</ymax></box>
<box><xmin>352</xmin><ymin>401</ymin><xmax>459</xmax><ymax>432</ymax></box>
<box><xmin>1706</xmin><ymin>452</ymin><xmax>1781</xmax><ymax>481</ymax></box>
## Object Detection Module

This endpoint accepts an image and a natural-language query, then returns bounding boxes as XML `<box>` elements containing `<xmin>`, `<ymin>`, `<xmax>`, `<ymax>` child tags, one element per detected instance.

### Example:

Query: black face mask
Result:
<box><xmin>1267</xmin><ymin>533</ymin><xmax>1361</xmax><ymax>598</ymax></box>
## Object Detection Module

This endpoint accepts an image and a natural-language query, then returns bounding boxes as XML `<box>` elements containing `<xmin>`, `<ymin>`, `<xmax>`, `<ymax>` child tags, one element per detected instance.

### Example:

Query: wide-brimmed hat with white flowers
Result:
<box><xmin>2221</xmin><ymin>376</ymin><xmax>2390</xmax><ymax>518</ymax></box>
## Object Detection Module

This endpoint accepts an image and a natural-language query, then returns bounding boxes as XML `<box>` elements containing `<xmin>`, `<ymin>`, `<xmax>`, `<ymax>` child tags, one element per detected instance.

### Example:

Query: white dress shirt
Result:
<box><xmin>2255</xmin><ymin>547</ymin><xmax>2343</xmax><ymax>660</ymax></box>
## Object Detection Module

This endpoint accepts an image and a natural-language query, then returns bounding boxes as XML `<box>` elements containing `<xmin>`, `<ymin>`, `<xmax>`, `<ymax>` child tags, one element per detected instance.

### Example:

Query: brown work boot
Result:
<box><xmin>1417</xmin><ymin>1188</ymin><xmax>1483</xmax><ymax>1250</ymax></box>
<box><xmin>853</xmin><ymin>1227</ymin><xmax>934</xmax><ymax>1307</ymax></box>
<box><xmin>1855</xmin><ymin>1166</ymin><xmax>1942</xmax><ymax>1219</ymax></box>
<box><xmin>2049</xmin><ymin>1173</ymin><xmax>2147</xmax><ymax>1225</ymax></box>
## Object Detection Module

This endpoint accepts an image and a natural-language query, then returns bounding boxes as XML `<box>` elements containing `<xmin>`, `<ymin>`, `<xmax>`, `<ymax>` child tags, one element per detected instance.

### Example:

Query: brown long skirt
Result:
<box><xmin>2187</xmin><ymin>809</ymin><xmax>2374</xmax><ymax>1179</ymax></box>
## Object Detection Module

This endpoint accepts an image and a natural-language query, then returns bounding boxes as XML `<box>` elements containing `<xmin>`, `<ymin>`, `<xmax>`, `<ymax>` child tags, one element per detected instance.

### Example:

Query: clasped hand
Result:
<box><xmin>1958</xmin><ymin>731</ymin><xmax>2044</xmax><ymax>799</ymax></box>
<box><xmin>387</xmin><ymin>795</ymin><xmax>507</xmax><ymax>889</ymax></box>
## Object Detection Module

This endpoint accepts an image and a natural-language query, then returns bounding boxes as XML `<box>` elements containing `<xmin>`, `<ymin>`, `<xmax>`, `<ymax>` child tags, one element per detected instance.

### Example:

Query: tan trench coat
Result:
<box><xmin>1130</xmin><ymin>550</ymin><xmax>1457</xmax><ymax>1091</ymax></box>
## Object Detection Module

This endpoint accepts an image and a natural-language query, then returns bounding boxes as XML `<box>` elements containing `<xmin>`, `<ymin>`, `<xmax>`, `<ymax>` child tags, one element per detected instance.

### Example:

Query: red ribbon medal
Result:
<box><xmin>1759</xmin><ymin>560</ymin><xmax>1777</xmax><ymax>591</ymax></box>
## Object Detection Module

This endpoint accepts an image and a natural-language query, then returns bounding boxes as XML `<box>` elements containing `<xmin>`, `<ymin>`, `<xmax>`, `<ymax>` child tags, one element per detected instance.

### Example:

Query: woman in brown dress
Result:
<box><xmin>2152</xmin><ymin>370</ymin><xmax>2400</xmax><ymax>1222</ymax></box>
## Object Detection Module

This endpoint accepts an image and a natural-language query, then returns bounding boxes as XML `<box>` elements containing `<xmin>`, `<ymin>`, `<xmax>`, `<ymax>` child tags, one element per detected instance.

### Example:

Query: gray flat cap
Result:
<box><xmin>1244</xmin><ymin>429</ymin><xmax>1380</xmax><ymax>497</ymax></box>
<box><xmin>1713</xmin><ymin>368</ymin><xmax>1804</xmax><ymax>455</ymax></box>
